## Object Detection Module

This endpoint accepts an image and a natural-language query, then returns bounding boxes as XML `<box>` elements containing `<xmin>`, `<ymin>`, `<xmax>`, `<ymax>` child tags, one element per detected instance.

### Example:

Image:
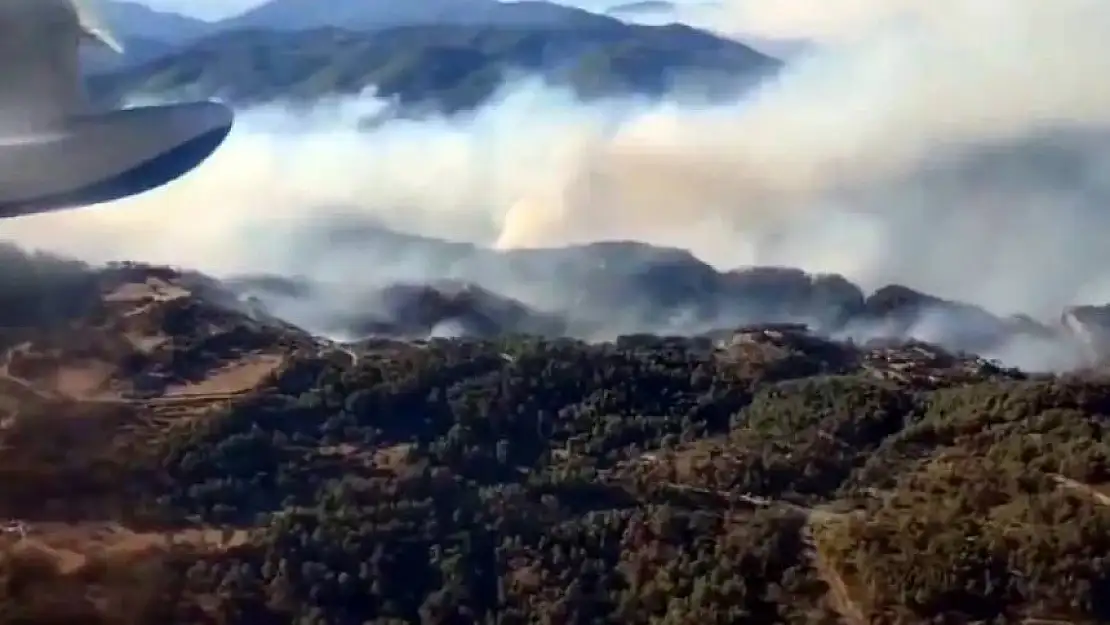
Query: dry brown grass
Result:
<box><xmin>0</xmin><ymin>270</ymin><xmax>307</xmax><ymax>624</ymax></box>
<box><xmin>102</xmin><ymin>278</ymin><xmax>190</xmax><ymax>305</ymax></box>
<box><xmin>164</xmin><ymin>353</ymin><xmax>284</xmax><ymax>397</ymax></box>
<box><xmin>0</xmin><ymin>520</ymin><xmax>251</xmax><ymax>625</ymax></box>
<box><xmin>806</xmin><ymin>516</ymin><xmax>868</xmax><ymax>625</ymax></box>
<box><xmin>3</xmin><ymin>522</ymin><xmax>252</xmax><ymax>573</ymax></box>
<box><xmin>373</xmin><ymin>443</ymin><xmax>417</xmax><ymax>471</ymax></box>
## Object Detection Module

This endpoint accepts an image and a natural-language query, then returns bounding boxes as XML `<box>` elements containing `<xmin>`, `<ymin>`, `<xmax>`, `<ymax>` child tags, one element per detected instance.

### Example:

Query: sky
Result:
<box><xmin>139</xmin><ymin>0</ymin><xmax>262</xmax><ymax>20</ymax></box>
<box><xmin>136</xmin><ymin>0</ymin><xmax>678</xmax><ymax>21</ymax></box>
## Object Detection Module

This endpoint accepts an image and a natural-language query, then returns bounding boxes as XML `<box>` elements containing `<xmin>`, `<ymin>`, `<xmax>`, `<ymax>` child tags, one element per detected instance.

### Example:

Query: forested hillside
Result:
<box><xmin>86</xmin><ymin>20</ymin><xmax>779</xmax><ymax>111</ymax></box>
<box><xmin>0</xmin><ymin>253</ymin><xmax>1105</xmax><ymax>624</ymax></box>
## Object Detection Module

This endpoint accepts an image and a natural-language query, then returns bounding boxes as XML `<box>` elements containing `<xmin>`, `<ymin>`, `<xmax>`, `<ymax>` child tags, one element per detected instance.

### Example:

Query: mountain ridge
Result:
<box><xmin>86</xmin><ymin>19</ymin><xmax>779</xmax><ymax>111</ymax></box>
<box><xmin>83</xmin><ymin>0</ymin><xmax>782</xmax><ymax>111</ymax></box>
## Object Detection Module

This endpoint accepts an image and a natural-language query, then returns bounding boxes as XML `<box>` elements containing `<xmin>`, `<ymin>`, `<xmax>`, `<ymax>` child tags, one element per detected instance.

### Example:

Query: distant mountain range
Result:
<box><xmin>84</xmin><ymin>0</ymin><xmax>781</xmax><ymax>111</ymax></box>
<box><xmin>97</xmin><ymin>0</ymin><xmax>709</xmax><ymax>40</ymax></box>
<box><xmin>100</xmin><ymin>0</ymin><xmax>215</xmax><ymax>40</ymax></box>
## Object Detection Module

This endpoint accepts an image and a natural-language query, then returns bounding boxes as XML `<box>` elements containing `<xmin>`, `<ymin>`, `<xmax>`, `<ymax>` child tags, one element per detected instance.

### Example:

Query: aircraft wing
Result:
<box><xmin>71</xmin><ymin>0</ymin><xmax>125</xmax><ymax>54</ymax></box>
<box><xmin>0</xmin><ymin>0</ymin><xmax>123</xmax><ymax>130</ymax></box>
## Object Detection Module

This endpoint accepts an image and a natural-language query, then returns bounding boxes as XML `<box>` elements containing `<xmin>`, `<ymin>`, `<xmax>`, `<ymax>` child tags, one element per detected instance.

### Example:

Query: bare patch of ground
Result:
<box><xmin>806</xmin><ymin>514</ymin><xmax>868</xmax><ymax>625</ymax></box>
<box><xmin>164</xmin><ymin>353</ymin><xmax>285</xmax><ymax>397</ymax></box>
<box><xmin>52</xmin><ymin>361</ymin><xmax>118</xmax><ymax>399</ymax></box>
<box><xmin>1</xmin><ymin>342</ymin><xmax>124</xmax><ymax>400</ymax></box>
<box><xmin>316</xmin><ymin>442</ymin><xmax>424</xmax><ymax>477</ymax></box>
<box><xmin>103</xmin><ymin>278</ymin><xmax>190</xmax><ymax>305</ymax></box>
<box><xmin>0</xmin><ymin>522</ymin><xmax>252</xmax><ymax>576</ymax></box>
<box><xmin>374</xmin><ymin>443</ymin><xmax>416</xmax><ymax>471</ymax></box>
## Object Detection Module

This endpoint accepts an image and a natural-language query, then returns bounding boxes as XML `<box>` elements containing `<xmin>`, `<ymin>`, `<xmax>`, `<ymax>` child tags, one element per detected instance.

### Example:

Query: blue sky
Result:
<box><xmin>140</xmin><ymin>0</ymin><xmax>264</xmax><ymax>20</ymax></box>
<box><xmin>137</xmin><ymin>0</ymin><xmax>619</xmax><ymax>20</ymax></box>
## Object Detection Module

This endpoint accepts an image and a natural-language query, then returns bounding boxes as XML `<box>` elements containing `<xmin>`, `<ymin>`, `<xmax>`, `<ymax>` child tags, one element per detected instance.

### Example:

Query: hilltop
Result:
<box><xmin>85</xmin><ymin>11</ymin><xmax>779</xmax><ymax>111</ymax></box>
<box><xmin>97</xmin><ymin>0</ymin><xmax>719</xmax><ymax>39</ymax></box>
<box><xmin>0</xmin><ymin>242</ymin><xmax>1108</xmax><ymax>623</ymax></box>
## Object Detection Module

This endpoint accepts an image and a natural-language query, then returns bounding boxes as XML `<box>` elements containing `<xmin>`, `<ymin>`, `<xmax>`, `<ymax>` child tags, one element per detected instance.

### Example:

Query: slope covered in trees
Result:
<box><xmin>86</xmin><ymin>19</ymin><xmax>779</xmax><ymax>111</ymax></box>
<box><xmin>0</xmin><ymin>261</ymin><xmax>1106</xmax><ymax>625</ymax></box>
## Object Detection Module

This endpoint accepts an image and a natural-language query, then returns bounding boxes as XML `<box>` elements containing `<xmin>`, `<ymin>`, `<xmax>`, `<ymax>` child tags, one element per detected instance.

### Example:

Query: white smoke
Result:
<box><xmin>0</xmin><ymin>83</ymin><xmax>640</xmax><ymax>274</ymax></box>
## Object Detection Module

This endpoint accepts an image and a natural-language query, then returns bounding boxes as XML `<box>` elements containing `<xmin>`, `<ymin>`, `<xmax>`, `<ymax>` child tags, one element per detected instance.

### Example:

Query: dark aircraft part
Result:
<box><xmin>0</xmin><ymin>102</ymin><xmax>233</xmax><ymax>218</ymax></box>
<box><xmin>0</xmin><ymin>0</ymin><xmax>234</xmax><ymax>218</ymax></box>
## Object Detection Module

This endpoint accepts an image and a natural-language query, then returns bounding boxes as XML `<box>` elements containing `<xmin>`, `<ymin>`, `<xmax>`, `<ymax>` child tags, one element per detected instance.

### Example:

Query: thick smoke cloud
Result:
<box><xmin>496</xmin><ymin>0</ymin><xmax>1110</xmax><ymax>307</ymax></box>
<box><xmin>0</xmin><ymin>84</ymin><xmax>642</xmax><ymax>272</ymax></box>
<box><xmin>1</xmin><ymin>0</ymin><xmax>1110</xmax><ymax>369</ymax></box>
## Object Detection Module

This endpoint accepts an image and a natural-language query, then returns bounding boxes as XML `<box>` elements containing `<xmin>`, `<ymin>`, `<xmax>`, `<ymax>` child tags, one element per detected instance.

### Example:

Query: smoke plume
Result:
<box><xmin>1</xmin><ymin>0</ymin><xmax>1109</xmax><ymax>368</ymax></box>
